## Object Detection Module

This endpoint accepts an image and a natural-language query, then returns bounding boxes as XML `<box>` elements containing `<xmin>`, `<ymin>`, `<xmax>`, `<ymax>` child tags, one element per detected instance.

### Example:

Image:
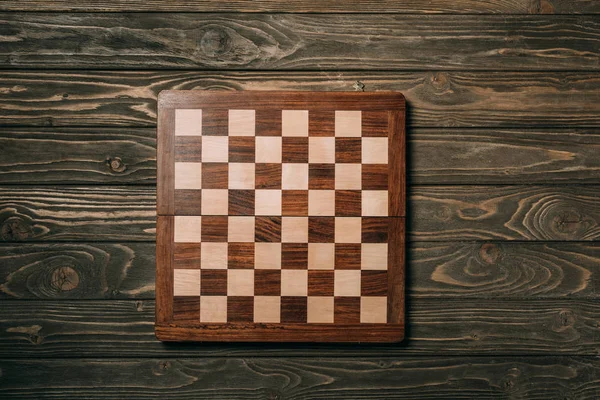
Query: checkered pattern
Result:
<box><xmin>171</xmin><ymin>108</ymin><xmax>389</xmax><ymax>324</ymax></box>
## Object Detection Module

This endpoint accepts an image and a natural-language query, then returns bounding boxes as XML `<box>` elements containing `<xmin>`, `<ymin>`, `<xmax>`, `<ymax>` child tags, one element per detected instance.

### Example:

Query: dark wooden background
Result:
<box><xmin>1</xmin><ymin>1</ymin><xmax>599</xmax><ymax>398</ymax></box>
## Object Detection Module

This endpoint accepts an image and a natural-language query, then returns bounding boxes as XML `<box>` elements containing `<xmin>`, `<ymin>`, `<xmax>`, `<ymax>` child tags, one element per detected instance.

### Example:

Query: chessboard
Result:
<box><xmin>156</xmin><ymin>91</ymin><xmax>405</xmax><ymax>342</ymax></box>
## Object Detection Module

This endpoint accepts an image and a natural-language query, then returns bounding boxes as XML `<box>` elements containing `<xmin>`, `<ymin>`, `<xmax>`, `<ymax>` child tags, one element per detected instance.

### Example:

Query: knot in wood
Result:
<box><xmin>557</xmin><ymin>309</ymin><xmax>575</xmax><ymax>328</ymax></box>
<box><xmin>1</xmin><ymin>216</ymin><xmax>33</xmax><ymax>241</ymax></box>
<box><xmin>106</xmin><ymin>156</ymin><xmax>126</xmax><ymax>173</ymax></box>
<box><xmin>200</xmin><ymin>28</ymin><xmax>232</xmax><ymax>57</ymax></box>
<box><xmin>479</xmin><ymin>243</ymin><xmax>501</xmax><ymax>264</ymax></box>
<box><xmin>51</xmin><ymin>266</ymin><xmax>80</xmax><ymax>292</ymax></box>
<box><xmin>430</xmin><ymin>72</ymin><xmax>450</xmax><ymax>90</ymax></box>
<box><xmin>552</xmin><ymin>210</ymin><xmax>588</xmax><ymax>236</ymax></box>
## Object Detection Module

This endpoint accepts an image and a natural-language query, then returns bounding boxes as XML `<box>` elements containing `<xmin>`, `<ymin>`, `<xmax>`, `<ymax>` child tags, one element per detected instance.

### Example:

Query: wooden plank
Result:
<box><xmin>411</xmin><ymin>185</ymin><xmax>600</xmax><ymax>241</ymax></box>
<box><xmin>1</xmin><ymin>0</ymin><xmax>599</xmax><ymax>14</ymax></box>
<box><xmin>0</xmin><ymin>127</ymin><xmax>156</xmax><ymax>184</ymax></box>
<box><xmin>2</xmin><ymin>71</ymin><xmax>600</xmax><ymax>128</ymax></box>
<box><xmin>0</xmin><ymin>241</ymin><xmax>597</xmax><ymax>300</ymax></box>
<box><xmin>1</xmin><ymin>185</ymin><xmax>598</xmax><ymax>242</ymax></box>
<box><xmin>3</xmin><ymin>127</ymin><xmax>600</xmax><ymax>185</ymax></box>
<box><xmin>0</xmin><ymin>300</ymin><xmax>598</xmax><ymax>357</ymax></box>
<box><xmin>1</xmin><ymin>14</ymin><xmax>599</xmax><ymax>70</ymax></box>
<box><xmin>1</xmin><ymin>357</ymin><xmax>598</xmax><ymax>399</ymax></box>
<box><xmin>0</xmin><ymin>186</ymin><xmax>155</xmax><ymax>242</ymax></box>
<box><xmin>1</xmin><ymin>241</ymin><xmax>597</xmax><ymax>300</ymax></box>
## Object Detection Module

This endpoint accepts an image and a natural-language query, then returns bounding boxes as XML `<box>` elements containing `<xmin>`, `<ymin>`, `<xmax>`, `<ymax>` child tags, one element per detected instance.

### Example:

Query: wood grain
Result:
<box><xmin>0</xmin><ymin>243</ymin><xmax>154</xmax><ymax>299</ymax></box>
<box><xmin>2</xmin><ymin>71</ymin><xmax>600</xmax><ymax>128</ymax></box>
<box><xmin>3</xmin><ymin>127</ymin><xmax>600</xmax><ymax>185</ymax></box>
<box><xmin>2</xmin><ymin>14</ymin><xmax>600</xmax><ymax>70</ymax></box>
<box><xmin>0</xmin><ymin>186</ymin><xmax>155</xmax><ymax>242</ymax></box>
<box><xmin>0</xmin><ymin>13</ymin><xmax>600</xmax><ymax>71</ymax></box>
<box><xmin>1</xmin><ymin>299</ymin><xmax>598</xmax><ymax>356</ymax></box>
<box><xmin>1</xmin><ymin>185</ymin><xmax>597</xmax><ymax>242</ymax></box>
<box><xmin>412</xmin><ymin>185</ymin><xmax>600</xmax><ymax>241</ymax></box>
<box><xmin>2</xmin><ymin>241</ymin><xmax>597</xmax><ymax>300</ymax></box>
<box><xmin>1</xmin><ymin>357</ymin><xmax>598</xmax><ymax>399</ymax></box>
<box><xmin>1</xmin><ymin>0</ymin><xmax>599</xmax><ymax>13</ymax></box>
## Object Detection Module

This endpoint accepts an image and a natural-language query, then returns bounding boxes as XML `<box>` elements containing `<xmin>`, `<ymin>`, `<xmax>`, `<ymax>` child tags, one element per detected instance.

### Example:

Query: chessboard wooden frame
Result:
<box><xmin>156</xmin><ymin>90</ymin><xmax>405</xmax><ymax>342</ymax></box>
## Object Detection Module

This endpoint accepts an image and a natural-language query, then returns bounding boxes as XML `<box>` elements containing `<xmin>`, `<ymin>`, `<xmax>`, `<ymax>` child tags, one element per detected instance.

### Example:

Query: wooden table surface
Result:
<box><xmin>0</xmin><ymin>2</ymin><xmax>599</xmax><ymax>398</ymax></box>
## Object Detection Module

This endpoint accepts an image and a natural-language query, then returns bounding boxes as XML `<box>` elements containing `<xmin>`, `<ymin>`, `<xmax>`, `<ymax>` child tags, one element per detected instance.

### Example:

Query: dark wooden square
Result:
<box><xmin>255</xmin><ymin>163</ymin><xmax>282</xmax><ymax>189</ymax></box>
<box><xmin>282</xmin><ymin>190</ymin><xmax>308</xmax><ymax>216</ymax></box>
<box><xmin>256</xmin><ymin>109</ymin><xmax>282</xmax><ymax>136</ymax></box>
<box><xmin>254</xmin><ymin>270</ymin><xmax>281</xmax><ymax>296</ymax></box>
<box><xmin>282</xmin><ymin>137</ymin><xmax>309</xmax><ymax>163</ymax></box>
<box><xmin>255</xmin><ymin>216</ymin><xmax>282</xmax><ymax>242</ymax></box>
<box><xmin>281</xmin><ymin>243</ymin><xmax>308</xmax><ymax>269</ymax></box>
<box><xmin>361</xmin><ymin>111</ymin><xmax>389</xmax><ymax>137</ymax></box>
<box><xmin>201</xmin><ymin>270</ymin><xmax>228</xmax><ymax>295</ymax></box>
<box><xmin>334</xmin><ymin>297</ymin><xmax>361</xmax><ymax>323</ymax></box>
<box><xmin>309</xmin><ymin>110</ymin><xmax>335</xmax><ymax>136</ymax></box>
<box><xmin>227</xmin><ymin>296</ymin><xmax>254</xmax><ymax>323</ymax></box>
<box><xmin>201</xmin><ymin>216</ymin><xmax>228</xmax><ymax>242</ymax></box>
<box><xmin>308</xmin><ymin>217</ymin><xmax>335</xmax><ymax>243</ymax></box>
<box><xmin>280</xmin><ymin>296</ymin><xmax>308</xmax><ymax>323</ymax></box>
<box><xmin>202</xmin><ymin>109</ymin><xmax>228</xmax><ymax>136</ymax></box>
<box><xmin>335</xmin><ymin>190</ymin><xmax>361</xmax><ymax>216</ymax></box>
<box><xmin>229</xmin><ymin>137</ymin><xmax>255</xmax><ymax>163</ymax></box>
<box><xmin>228</xmin><ymin>190</ymin><xmax>255</xmax><ymax>215</ymax></box>
<box><xmin>175</xmin><ymin>136</ymin><xmax>202</xmax><ymax>162</ymax></box>
<box><xmin>335</xmin><ymin>244</ymin><xmax>361</xmax><ymax>269</ymax></box>
<box><xmin>335</xmin><ymin>138</ymin><xmax>362</xmax><ymax>163</ymax></box>
<box><xmin>174</xmin><ymin>243</ymin><xmax>201</xmax><ymax>269</ymax></box>
<box><xmin>309</xmin><ymin>164</ymin><xmax>335</xmax><ymax>190</ymax></box>
<box><xmin>228</xmin><ymin>242</ymin><xmax>255</xmax><ymax>269</ymax></box>
<box><xmin>308</xmin><ymin>270</ymin><xmax>334</xmax><ymax>296</ymax></box>
<box><xmin>362</xmin><ymin>164</ymin><xmax>388</xmax><ymax>190</ymax></box>
<box><xmin>173</xmin><ymin>297</ymin><xmax>200</xmax><ymax>321</ymax></box>
<box><xmin>202</xmin><ymin>163</ymin><xmax>228</xmax><ymax>189</ymax></box>
<box><xmin>361</xmin><ymin>271</ymin><xmax>388</xmax><ymax>296</ymax></box>
<box><xmin>361</xmin><ymin>217</ymin><xmax>388</xmax><ymax>243</ymax></box>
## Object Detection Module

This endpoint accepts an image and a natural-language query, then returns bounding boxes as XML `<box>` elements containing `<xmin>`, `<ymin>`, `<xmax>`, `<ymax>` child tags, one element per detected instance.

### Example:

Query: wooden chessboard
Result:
<box><xmin>156</xmin><ymin>91</ymin><xmax>405</xmax><ymax>342</ymax></box>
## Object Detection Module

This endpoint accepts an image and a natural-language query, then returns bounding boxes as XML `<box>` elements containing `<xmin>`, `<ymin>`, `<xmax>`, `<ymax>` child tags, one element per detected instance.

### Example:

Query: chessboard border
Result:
<box><xmin>157</xmin><ymin>90</ymin><xmax>406</xmax><ymax>217</ymax></box>
<box><xmin>156</xmin><ymin>215</ymin><xmax>404</xmax><ymax>342</ymax></box>
<box><xmin>156</xmin><ymin>90</ymin><xmax>406</xmax><ymax>342</ymax></box>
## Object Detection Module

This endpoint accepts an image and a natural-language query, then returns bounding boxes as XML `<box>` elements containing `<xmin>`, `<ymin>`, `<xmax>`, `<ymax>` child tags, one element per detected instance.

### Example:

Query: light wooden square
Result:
<box><xmin>173</xmin><ymin>269</ymin><xmax>201</xmax><ymax>296</ymax></box>
<box><xmin>200</xmin><ymin>242</ymin><xmax>228</xmax><ymax>269</ymax></box>
<box><xmin>174</xmin><ymin>216</ymin><xmax>202</xmax><ymax>242</ymax></box>
<box><xmin>254</xmin><ymin>296</ymin><xmax>281</xmax><ymax>323</ymax></box>
<box><xmin>228</xmin><ymin>109</ymin><xmax>255</xmax><ymax>136</ymax></box>
<box><xmin>361</xmin><ymin>243</ymin><xmax>388</xmax><ymax>270</ymax></box>
<box><xmin>256</xmin><ymin>137</ymin><xmax>282</xmax><ymax>163</ymax></box>
<box><xmin>282</xmin><ymin>217</ymin><xmax>309</xmax><ymax>243</ymax></box>
<box><xmin>335</xmin><ymin>164</ymin><xmax>362</xmax><ymax>190</ymax></box>
<box><xmin>335</xmin><ymin>111</ymin><xmax>361</xmax><ymax>137</ymax></box>
<box><xmin>308</xmin><ymin>190</ymin><xmax>335</xmax><ymax>216</ymax></box>
<box><xmin>308</xmin><ymin>243</ymin><xmax>335</xmax><ymax>270</ymax></box>
<box><xmin>282</xmin><ymin>163</ymin><xmax>309</xmax><ymax>190</ymax></box>
<box><xmin>174</xmin><ymin>162</ymin><xmax>202</xmax><ymax>189</ymax></box>
<box><xmin>282</xmin><ymin>110</ymin><xmax>309</xmax><ymax>137</ymax></box>
<box><xmin>200</xmin><ymin>296</ymin><xmax>227</xmax><ymax>323</ymax></box>
<box><xmin>175</xmin><ymin>109</ymin><xmax>202</xmax><ymax>136</ymax></box>
<box><xmin>228</xmin><ymin>216</ymin><xmax>255</xmax><ymax>242</ymax></box>
<box><xmin>334</xmin><ymin>270</ymin><xmax>361</xmax><ymax>296</ymax></box>
<box><xmin>307</xmin><ymin>297</ymin><xmax>334</xmax><ymax>323</ymax></box>
<box><xmin>362</xmin><ymin>137</ymin><xmax>388</xmax><ymax>164</ymax></box>
<box><xmin>255</xmin><ymin>189</ymin><xmax>282</xmax><ymax>215</ymax></box>
<box><xmin>201</xmin><ymin>189</ymin><xmax>228</xmax><ymax>215</ymax></box>
<box><xmin>360</xmin><ymin>297</ymin><xmax>387</xmax><ymax>323</ymax></box>
<box><xmin>202</xmin><ymin>136</ymin><xmax>228</xmax><ymax>162</ymax></box>
<box><xmin>309</xmin><ymin>137</ymin><xmax>335</xmax><ymax>163</ymax></box>
<box><xmin>362</xmin><ymin>190</ymin><xmax>388</xmax><ymax>216</ymax></box>
<box><xmin>334</xmin><ymin>217</ymin><xmax>361</xmax><ymax>243</ymax></box>
<box><xmin>281</xmin><ymin>270</ymin><xmax>308</xmax><ymax>296</ymax></box>
<box><xmin>229</xmin><ymin>163</ymin><xmax>255</xmax><ymax>189</ymax></box>
<box><xmin>255</xmin><ymin>243</ymin><xmax>282</xmax><ymax>269</ymax></box>
<box><xmin>228</xmin><ymin>269</ymin><xmax>254</xmax><ymax>296</ymax></box>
